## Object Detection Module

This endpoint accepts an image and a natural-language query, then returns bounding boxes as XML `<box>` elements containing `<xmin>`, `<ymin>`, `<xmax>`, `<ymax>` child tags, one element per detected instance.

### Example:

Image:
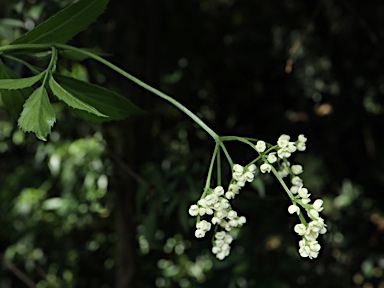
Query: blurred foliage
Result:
<box><xmin>1</xmin><ymin>0</ymin><xmax>384</xmax><ymax>287</ymax></box>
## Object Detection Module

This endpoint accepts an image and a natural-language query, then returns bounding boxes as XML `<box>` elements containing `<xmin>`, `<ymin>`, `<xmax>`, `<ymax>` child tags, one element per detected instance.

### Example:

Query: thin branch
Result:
<box><xmin>285</xmin><ymin>4</ymin><xmax>321</xmax><ymax>74</ymax></box>
<box><xmin>0</xmin><ymin>254</ymin><xmax>36</xmax><ymax>288</ymax></box>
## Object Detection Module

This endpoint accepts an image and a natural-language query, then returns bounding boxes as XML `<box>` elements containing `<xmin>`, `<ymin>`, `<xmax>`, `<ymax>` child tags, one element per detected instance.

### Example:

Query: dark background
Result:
<box><xmin>1</xmin><ymin>0</ymin><xmax>384</xmax><ymax>287</ymax></box>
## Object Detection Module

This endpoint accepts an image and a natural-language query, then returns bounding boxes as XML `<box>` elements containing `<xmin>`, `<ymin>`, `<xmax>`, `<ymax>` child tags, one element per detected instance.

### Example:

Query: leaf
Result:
<box><xmin>11</xmin><ymin>0</ymin><xmax>109</xmax><ymax>45</ymax></box>
<box><xmin>0</xmin><ymin>60</ymin><xmax>32</xmax><ymax>118</ymax></box>
<box><xmin>0</xmin><ymin>72</ymin><xmax>44</xmax><ymax>90</ymax></box>
<box><xmin>55</xmin><ymin>75</ymin><xmax>144</xmax><ymax>122</ymax></box>
<box><xmin>49</xmin><ymin>76</ymin><xmax>107</xmax><ymax>117</ymax></box>
<box><xmin>18</xmin><ymin>86</ymin><xmax>56</xmax><ymax>141</ymax></box>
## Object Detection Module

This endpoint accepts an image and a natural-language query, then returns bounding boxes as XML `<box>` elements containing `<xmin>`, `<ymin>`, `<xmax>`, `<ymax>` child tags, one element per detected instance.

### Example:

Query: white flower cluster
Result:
<box><xmin>288</xmin><ymin>187</ymin><xmax>327</xmax><ymax>259</ymax></box>
<box><xmin>256</xmin><ymin>134</ymin><xmax>327</xmax><ymax>259</ymax></box>
<box><xmin>189</xmin><ymin>133</ymin><xmax>326</xmax><ymax>261</ymax></box>
<box><xmin>189</xmin><ymin>164</ymin><xmax>255</xmax><ymax>260</ymax></box>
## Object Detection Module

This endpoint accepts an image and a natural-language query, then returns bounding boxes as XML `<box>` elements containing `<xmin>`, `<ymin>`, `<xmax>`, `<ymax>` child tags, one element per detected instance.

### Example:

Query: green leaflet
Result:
<box><xmin>18</xmin><ymin>86</ymin><xmax>56</xmax><ymax>141</ymax></box>
<box><xmin>49</xmin><ymin>76</ymin><xmax>107</xmax><ymax>117</ymax></box>
<box><xmin>55</xmin><ymin>75</ymin><xmax>144</xmax><ymax>122</ymax></box>
<box><xmin>0</xmin><ymin>60</ymin><xmax>32</xmax><ymax>118</ymax></box>
<box><xmin>0</xmin><ymin>72</ymin><xmax>44</xmax><ymax>90</ymax></box>
<box><xmin>11</xmin><ymin>0</ymin><xmax>109</xmax><ymax>45</ymax></box>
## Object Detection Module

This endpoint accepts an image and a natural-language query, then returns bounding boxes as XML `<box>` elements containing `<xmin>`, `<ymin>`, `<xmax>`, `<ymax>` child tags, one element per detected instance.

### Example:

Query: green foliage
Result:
<box><xmin>0</xmin><ymin>60</ymin><xmax>33</xmax><ymax>117</ymax></box>
<box><xmin>11</xmin><ymin>0</ymin><xmax>109</xmax><ymax>45</ymax></box>
<box><xmin>0</xmin><ymin>0</ymin><xmax>144</xmax><ymax>139</ymax></box>
<box><xmin>48</xmin><ymin>76</ymin><xmax>107</xmax><ymax>118</ymax></box>
<box><xmin>0</xmin><ymin>70</ymin><xmax>43</xmax><ymax>89</ymax></box>
<box><xmin>17</xmin><ymin>86</ymin><xmax>56</xmax><ymax>141</ymax></box>
<box><xmin>55</xmin><ymin>75</ymin><xmax>144</xmax><ymax>122</ymax></box>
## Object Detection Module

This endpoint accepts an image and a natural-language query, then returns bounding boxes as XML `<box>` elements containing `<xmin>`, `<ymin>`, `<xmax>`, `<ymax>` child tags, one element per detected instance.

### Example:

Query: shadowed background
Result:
<box><xmin>1</xmin><ymin>0</ymin><xmax>384</xmax><ymax>287</ymax></box>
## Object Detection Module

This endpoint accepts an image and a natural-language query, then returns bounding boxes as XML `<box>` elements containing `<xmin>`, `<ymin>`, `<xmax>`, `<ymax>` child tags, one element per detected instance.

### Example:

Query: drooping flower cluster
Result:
<box><xmin>189</xmin><ymin>133</ymin><xmax>327</xmax><ymax>261</ymax></box>
<box><xmin>188</xmin><ymin>165</ymin><xmax>255</xmax><ymax>260</ymax></box>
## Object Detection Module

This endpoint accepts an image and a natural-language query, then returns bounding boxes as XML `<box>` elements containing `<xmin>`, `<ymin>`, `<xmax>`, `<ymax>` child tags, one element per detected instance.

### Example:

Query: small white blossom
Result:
<box><xmin>225</xmin><ymin>191</ymin><xmax>235</xmax><ymax>199</ymax></box>
<box><xmin>244</xmin><ymin>171</ymin><xmax>255</xmax><ymax>182</ymax></box>
<box><xmin>294</xmin><ymin>224</ymin><xmax>307</xmax><ymax>236</ymax></box>
<box><xmin>227</xmin><ymin>210</ymin><xmax>238</xmax><ymax>219</ymax></box>
<box><xmin>260</xmin><ymin>163</ymin><xmax>272</xmax><ymax>173</ymax></box>
<box><xmin>296</xmin><ymin>142</ymin><xmax>306</xmax><ymax>151</ymax></box>
<box><xmin>189</xmin><ymin>204</ymin><xmax>199</xmax><ymax>216</ymax></box>
<box><xmin>291</xmin><ymin>176</ymin><xmax>303</xmax><ymax>186</ymax></box>
<box><xmin>277</xmin><ymin>134</ymin><xmax>290</xmax><ymax>148</ymax></box>
<box><xmin>277</xmin><ymin>148</ymin><xmax>291</xmax><ymax>159</ymax></box>
<box><xmin>313</xmin><ymin>199</ymin><xmax>324</xmax><ymax>212</ymax></box>
<box><xmin>290</xmin><ymin>185</ymin><xmax>299</xmax><ymax>194</ymax></box>
<box><xmin>288</xmin><ymin>204</ymin><xmax>300</xmax><ymax>215</ymax></box>
<box><xmin>195</xmin><ymin>229</ymin><xmax>205</xmax><ymax>238</ymax></box>
<box><xmin>298</xmin><ymin>187</ymin><xmax>310</xmax><ymax>198</ymax></box>
<box><xmin>308</xmin><ymin>209</ymin><xmax>319</xmax><ymax>219</ymax></box>
<box><xmin>291</xmin><ymin>165</ymin><xmax>303</xmax><ymax>175</ymax></box>
<box><xmin>248</xmin><ymin>164</ymin><xmax>257</xmax><ymax>172</ymax></box>
<box><xmin>211</xmin><ymin>217</ymin><xmax>221</xmax><ymax>225</ymax></box>
<box><xmin>255</xmin><ymin>140</ymin><xmax>266</xmax><ymax>152</ymax></box>
<box><xmin>238</xmin><ymin>216</ymin><xmax>246</xmax><ymax>225</ymax></box>
<box><xmin>228</xmin><ymin>184</ymin><xmax>240</xmax><ymax>194</ymax></box>
<box><xmin>233</xmin><ymin>164</ymin><xmax>244</xmax><ymax>174</ymax></box>
<box><xmin>198</xmin><ymin>207</ymin><xmax>206</xmax><ymax>216</ymax></box>
<box><xmin>267</xmin><ymin>152</ymin><xmax>277</xmax><ymax>163</ymax></box>
<box><xmin>298</xmin><ymin>134</ymin><xmax>307</xmax><ymax>143</ymax></box>
<box><xmin>214</xmin><ymin>186</ymin><xmax>225</xmax><ymax>196</ymax></box>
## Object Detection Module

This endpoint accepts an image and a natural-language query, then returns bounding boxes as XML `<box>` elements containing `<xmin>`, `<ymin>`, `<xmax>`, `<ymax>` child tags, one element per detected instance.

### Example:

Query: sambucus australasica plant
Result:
<box><xmin>0</xmin><ymin>0</ymin><xmax>327</xmax><ymax>261</ymax></box>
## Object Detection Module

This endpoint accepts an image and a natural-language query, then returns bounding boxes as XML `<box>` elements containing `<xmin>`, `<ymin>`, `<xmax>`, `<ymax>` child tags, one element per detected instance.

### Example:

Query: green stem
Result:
<box><xmin>219</xmin><ymin>142</ymin><xmax>233</xmax><ymax>167</ymax></box>
<box><xmin>216</xmin><ymin>144</ymin><xmax>221</xmax><ymax>186</ymax></box>
<box><xmin>270</xmin><ymin>166</ymin><xmax>294</xmax><ymax>201</ymax></box>
<box><xmin>204</xmin><ymin>142</ymin><xmax>220</xmax><ymax>189</ymax></box>
<box><xmin>54</xmin><ymin>44</ymin><xmax>219</xmax><ymax>140</ymax></box>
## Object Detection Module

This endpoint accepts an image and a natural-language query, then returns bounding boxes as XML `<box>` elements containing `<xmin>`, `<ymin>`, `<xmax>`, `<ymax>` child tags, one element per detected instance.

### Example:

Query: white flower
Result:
<box><xmin>287</xmin><ymin>142</ymin><xmax>297</xmax><ymax>153</ymax></box>
<box><xmin>267</xmin><ymin>152</ymin><xmax>277</xmax><ymax>163</ymax></box>
<box><xmin>225</xmin><ymin>191</ymin><xmax>235</xmax><ymax>199</ymax></box>
<box><xmin>238</xmin><ymin>216</ymin><xmax>246</xmax><ymax>225</ymax></box>
<box><xmin>288</xmin><ymin>204</ymin><xmax>300</xmax><ymax>215</ymax></box>
<box><xmin>255</xmin><ymin>140</ymin><xmax>266</xmax><ymax>152</ymax></box>
<box><xmin>296</xmin><ymin>142</ymin><xmax>306</xmax><ymax>151</ymax></box>
<box><xmin>291</xmin><ymin>176</ymin><xmax>303</xmax><ymax>186</ymax></box>
<box><xmin>215</xmin><ymin>231</ymin><xmax>226</xmax><ymax>239</ymax></box>
<box><xmin>233</xmin><ymin>164</ymin><xmax>244</xmax><ymax>174</ymax></box>
<box><xmin>248</xmin><ymin>164</ymin><xmax>257</xmax><ymax>172</ymax></box>
<box><xmin>298</xmin><ymin>187</ymin><xmax>310</xmax><ymax>199</ymax></box>
<box><xmin>227</xmin><ymin>210</ymin><xmax>238</xmax><ymax>219</ymax></box>
<box><xmin>298</xmin><ymin>134</ymin><xmax>307</xmax><ymax>143</ymax></box>
<box><xmin>198</xmin><ymin>207</ymin><xmax>206</xmax><ymax>216</ymax></box>
<box><xmin>196</xmin><ymin>220</ymin><xmax>211</xmax><ymax>231</ymax></box>
<box><xmin>244</xmin><ymin>171</ymin><xmax>255</xmax><ymax>182</ymax></box>
<box><xmin>260</xmin><ymin>163</ymin><xmax>272</xmax><ymax>173</ymax></box>
<box><xmin>290</xmin><ymin>185</ymin><xmax>299</xmax><ymax>194</ymax></box>
<box><xmin>291</xmin><ymin>165</ymin><xmax>303</xmax><ymax>175</ymax></box>
<box><xmin>214</xmin><ymin>186</ymin><xmax>225</xmax><ymax>196</ymax></box>
<box><xmin>313</xmin><ymin>199</ymin><xmax>324</xmax><ymax>212</ymax></box>
<box><xmin>294</xmin><ymin>224</ymin><xmax>307</xmax><ymax>236</ymax></box>
<box><xmin>195</xmin><ymin>229</ymin><xmax>205</xmax><ymax>238</ymax></box>
<box><xmin>224</xmin><ymin>234</ymin><xmax>233</xmax><ymax>244</ymax></box>
<box><xmin>197</xmin><ymin>199</ymin><xmax>207</xmax><ymax>207</ymax></box>
<box><xmin>188</xmin><ymin>204</ymin><xmax>199</xmax><ymax>216</ymax></box>
<box><xmin>277</xmin><ymin>134</ymin><xmax>290</xmax><ymax>148</ymax></box>
<box><xmin>228</xmin><ymin>184</ymin><xmax>240</xmax><ymax>194</ymax></box>
<box><xmin>277</xmin><ymin>148</ymin><xmax>291</xmax><ymax>159</ymax></box>
<box><xmin>308</xmin><ymin>209</ymin><xmax>319</xmax><ymax>219</ymax></box>
<box><xmin>211</xmin><ymin>217</ymin><xmax>221</xmax><ymax>225</ymax></box>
